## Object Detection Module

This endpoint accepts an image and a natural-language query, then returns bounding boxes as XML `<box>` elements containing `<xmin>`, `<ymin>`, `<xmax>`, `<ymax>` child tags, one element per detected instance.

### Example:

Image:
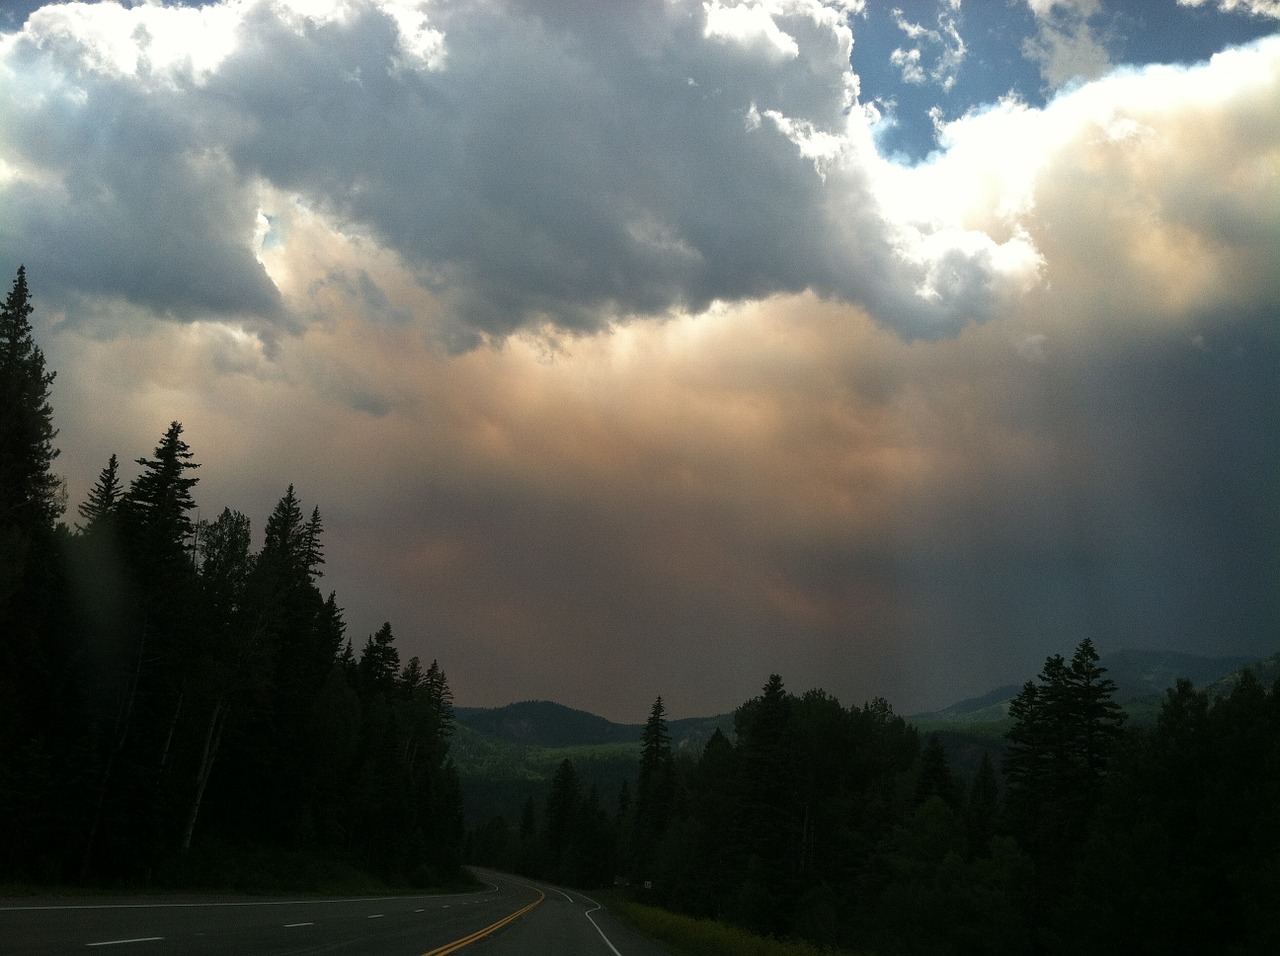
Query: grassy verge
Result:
<box><xmin>594</xmin><ymin>890</ymin><xmax>867</xmax><ymax>956</ymax></box>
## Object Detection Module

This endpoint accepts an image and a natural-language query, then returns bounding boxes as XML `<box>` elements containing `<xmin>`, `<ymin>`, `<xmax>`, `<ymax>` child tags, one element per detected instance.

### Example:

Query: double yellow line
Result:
<box><xmin>420</xmin><ymin>888</ymin><xmax>545</xmax><ymax>956</ymax></box>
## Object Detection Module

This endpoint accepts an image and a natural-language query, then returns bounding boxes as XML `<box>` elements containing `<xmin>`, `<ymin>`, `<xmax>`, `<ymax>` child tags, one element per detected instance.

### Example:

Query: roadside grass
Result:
<box><xmin>595</xmin><ymin>891</ymin><xmax>867</xmax><ymax>956</ymax></box>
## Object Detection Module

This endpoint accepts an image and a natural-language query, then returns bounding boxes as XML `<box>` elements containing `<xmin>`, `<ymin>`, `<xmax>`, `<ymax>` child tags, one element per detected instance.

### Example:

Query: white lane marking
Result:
<box><xmin>415</xmin><ymin>908</ymin><xmax>425</xmax><ymax>913</ymax></box>
<box><xmin>284</xmin><ymin>922</ymin><xmax>314</xmax><ymax>927</ymax></box>
<box><xmin>3</xmin><ymin>895</ymin><xmax>443</xmax><ymax>912</ymax></box>
<box><xmin>85</xmin><ymin>938</ymin><xmax>164</xmax><ymax>947</ymax></box>
<box><xmin>527</xmin><ymin>881</ymin><xmax>624</xmax><ymax>956</ymax></box>
<box><xmin>582</xmin><ymin>897</ymin><xmax>625</xmax><ymax>956</ymax></box>
<box><xmin>366</xmin><ymin>913</ymin><xmax>385</xmax><ymax>919</ymax></box>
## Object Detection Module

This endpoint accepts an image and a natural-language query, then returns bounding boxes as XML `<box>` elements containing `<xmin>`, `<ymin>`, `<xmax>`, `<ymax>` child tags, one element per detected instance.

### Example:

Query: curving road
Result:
<box><xmin>0</xmin><ymin>869</ymin><xmax>671</xmax><ymax>956</ymax></box>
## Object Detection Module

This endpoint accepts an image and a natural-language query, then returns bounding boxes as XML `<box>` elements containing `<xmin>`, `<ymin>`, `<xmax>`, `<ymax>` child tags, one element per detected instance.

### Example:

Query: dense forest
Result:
<box><xmin>6</xmin><ymin>265</ymin><xmax>1280</xmax><ymax>953</ymax></box>
<box><xmin>472</xmin><ymin>650</ymin><xmax>1280</xmax><ymax>954</ymax></box>
<box><xmin>1</xmin><ymin>267</ymin><xmax>464</xmax><ymax>888</ymax></box>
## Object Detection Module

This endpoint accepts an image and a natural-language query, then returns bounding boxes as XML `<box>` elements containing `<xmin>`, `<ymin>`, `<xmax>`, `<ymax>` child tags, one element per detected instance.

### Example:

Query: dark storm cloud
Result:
<box><xmin>3</xmin><ymin>3</ymin><xmax>1278</xmax><ymax>719</ymax></box>
<box><xmin>1</xmin><ymin>0</ymin><xmax>1041</xmax><ymax>346</ymax></box>
<box><xmin>1</xmin><ymin>23</ymin><xmax>281</xmax><ymax>323</ymax></box>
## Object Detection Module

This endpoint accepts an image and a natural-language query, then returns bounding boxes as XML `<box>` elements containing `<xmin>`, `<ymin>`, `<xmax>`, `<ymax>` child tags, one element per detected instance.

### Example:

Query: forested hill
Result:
<box><xmin>455</xmin><ymin>700</ymin><xmax>732</xmax><ymax>751</ymax></box>
<box><xmin>910</xmin><ymin>648</ymin><xmax>1262</xmax><ymax>722</ymax></box>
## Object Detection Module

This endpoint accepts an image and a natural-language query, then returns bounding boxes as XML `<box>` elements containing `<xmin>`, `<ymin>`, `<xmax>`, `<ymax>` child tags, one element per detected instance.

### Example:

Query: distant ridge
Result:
<box><xmin>454</xmin><ymin>700</ymin><xmax>637</xmax><ymax>748</ymax></box>
<box><xmin>454</xmin><ymin>699</ymin><xmax>733</xmax><ymax>750</ymax></box>
<box><xmin>1199</xmin><ymin>651</ymin><xmax>1280</xmax><ymax>699</ymax></box>
<box><xmin>910</xmin><ymin>649</ymin><xmax>1267</xmax><ymax>723</ymax></box>
<box><xmin>912</xmin><ymin>684</ymin><xmax>1022</xmax><ymax>722</ymax></box>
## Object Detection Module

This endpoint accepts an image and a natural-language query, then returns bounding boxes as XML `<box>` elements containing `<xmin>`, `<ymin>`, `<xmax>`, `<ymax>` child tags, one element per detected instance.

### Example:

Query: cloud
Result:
<box><xmin>889</xmin><ymin>2</ymin><xmax>967</xmax><ymax>92</ymax></box>
<box><xmin>1022</xmin><ymin>0</ymin><xmax>1112</xmax><ymax>91</ymax></box>
<box><xmin>2</xmin><ymin>0</ymin><xmax>1038</xmax><ymax>348</ymax></box>
<box><xmin>1177</xmin><ymin>0</ymin><xmax>1280</xmax><ymax>18</ymax></box>
<box><xmin>4</xmin><ymin>3</ymin><xmax>1280</xmax><ymax>717</ymax></box>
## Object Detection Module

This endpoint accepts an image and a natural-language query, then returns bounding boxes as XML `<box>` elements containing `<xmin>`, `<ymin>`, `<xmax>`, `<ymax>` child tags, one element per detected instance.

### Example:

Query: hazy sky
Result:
<box><xmin>3</xmin><ymin>0</ymin><xmax>1277</xmax><ymax>721</ymax></box>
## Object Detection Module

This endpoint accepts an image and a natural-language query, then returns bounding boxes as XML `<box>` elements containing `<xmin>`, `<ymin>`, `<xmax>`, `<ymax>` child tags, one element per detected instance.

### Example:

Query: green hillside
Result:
<box><xmin>450</xmin><ymin>704</ymin><xmax>733</xmax><ymax>825</ymax></box>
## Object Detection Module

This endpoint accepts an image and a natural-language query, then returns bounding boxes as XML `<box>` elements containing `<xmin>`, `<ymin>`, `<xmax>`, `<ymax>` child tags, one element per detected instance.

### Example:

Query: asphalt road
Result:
<box><xmin>0</xmin><ymin>869</ymin><xmax>672</xmax><ymax>956</ymax></box>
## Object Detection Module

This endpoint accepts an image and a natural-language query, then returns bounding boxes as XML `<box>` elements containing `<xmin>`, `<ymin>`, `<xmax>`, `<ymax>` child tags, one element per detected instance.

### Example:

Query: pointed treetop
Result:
<box><xmin>77</xmin><ymin>453</ymin><xmax>122</xmax><ymax>532</ymax></box>
<box><xmin>1</xmin><ymin>264</ymin><xmax>62</xmax><ymax>530</ymax></box>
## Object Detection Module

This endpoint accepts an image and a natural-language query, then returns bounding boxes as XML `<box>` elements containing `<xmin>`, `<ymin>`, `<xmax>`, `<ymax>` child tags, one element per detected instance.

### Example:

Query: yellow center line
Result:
<box><xmin>420</xmin><ymin>889</ymin><xmax>545</xmax><ymax>956</ymax></box>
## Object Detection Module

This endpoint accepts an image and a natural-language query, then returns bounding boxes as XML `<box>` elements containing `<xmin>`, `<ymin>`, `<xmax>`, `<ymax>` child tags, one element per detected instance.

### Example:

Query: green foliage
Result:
<box><xmin>598</xmin><ymin>890</ymin><xmax>868</xmax><ymax>956</ymax></box>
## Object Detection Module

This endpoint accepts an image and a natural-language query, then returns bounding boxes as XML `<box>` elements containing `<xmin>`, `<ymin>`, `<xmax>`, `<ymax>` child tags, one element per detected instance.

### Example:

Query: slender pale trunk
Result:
<box><xmin>79</xmin><ymin>620</ymin><xmax>146</xmax><ymax>882</ymax></box>
<box><xmin>182</xmin><ymin>698</ymin><xmax>227</xmax><ymax>851</ymax></box>
<box><xmin>159</xmin><ymin>691</ymin><xmax>184</xmax><ymax>768</ymax></box>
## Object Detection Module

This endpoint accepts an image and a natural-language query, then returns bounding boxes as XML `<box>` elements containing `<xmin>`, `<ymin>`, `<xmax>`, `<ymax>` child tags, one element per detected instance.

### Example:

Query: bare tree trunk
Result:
<box><xmin>79</xmin><ymin>619</ymin><xmax>146</xmax><ymax>882</ymax></box>
<box><xmin>159</xmin><ymin>690</ymin><xmax>183</xmax><ymax>769</ymax></box>
<box><xmin>182</xmin><ymin>698</ymin><xmax>227</xmax><ymax>852</ymax></box>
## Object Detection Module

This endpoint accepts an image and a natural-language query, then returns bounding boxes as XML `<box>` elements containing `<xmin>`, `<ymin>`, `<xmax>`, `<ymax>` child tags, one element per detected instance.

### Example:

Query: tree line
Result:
<box><xmin>1</xmin><ymin>266</ymin><xmax>463</xmax><ymax>887</ymax></box>
<box><xmin>470</xmin><ymin>646</ymin><xmax>1280</xmax><ymax>954</ymax></box>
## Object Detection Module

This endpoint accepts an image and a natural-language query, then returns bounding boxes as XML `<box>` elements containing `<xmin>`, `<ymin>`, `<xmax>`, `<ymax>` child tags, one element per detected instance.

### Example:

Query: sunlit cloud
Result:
<box><xmin>4</xmin><ymin>1</ymin><xmax>1278</xmax><ymax>717</ymax></box>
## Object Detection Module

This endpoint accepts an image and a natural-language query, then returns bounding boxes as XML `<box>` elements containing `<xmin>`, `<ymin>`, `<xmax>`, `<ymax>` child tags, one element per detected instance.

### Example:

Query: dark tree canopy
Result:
<box><xmin>77</xmin><ymin>454</ymin><xmax>123</xmax><ymax>533</ymax></box>
<box><xmin>2</xmin><ymin>270</ymin><xmax>464</xmax><ymax>890</ymax></box>
<box><xmin>0</xmin><ymin>265</ymin><xmax>61</xmax><ymax>535</ymax></box>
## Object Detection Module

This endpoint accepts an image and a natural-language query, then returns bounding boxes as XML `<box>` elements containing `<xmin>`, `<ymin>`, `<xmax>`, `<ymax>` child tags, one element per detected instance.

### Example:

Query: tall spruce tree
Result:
<box><xmin>77</xmin><ymin>454</ymin><xmax>123</xmax><ymax>533</ymax></box>
<box><xmin>120</xmin><ymin>421</ymin><xmax>200</xmax><ymax>578</ymax></box>
<box><xmin>1003</xmin><ymin>638</ymin><xmax>1126</xmax><ymax>909</ymax></box>
<box><xmin>0</xmin><ymin>265</ymin><xmax>72</xmax><ymax>883</ymax></box>
<box><xmin>632</xmin><ymin>695</ymin><xmax>674</xmax><ymax>879</ymax></box>
<box><xmin>0</xmin><ymin>265</ymin><xmax>62</xmax><ymax>537</ymax></box>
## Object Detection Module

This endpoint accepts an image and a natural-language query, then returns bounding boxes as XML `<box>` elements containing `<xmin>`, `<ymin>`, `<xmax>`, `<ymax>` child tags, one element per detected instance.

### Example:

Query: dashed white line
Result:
<box><xmin>284</xmin><ymin>922</ymin><xmax>314</xmax><ymax>927</ymax></box>
<box><xmin>85</xmin><ymin>938</ymin><xmax>164</xmax><ymax>947</ymax></box>
<box><xmin>366</xmin><ymin>913</ymin><xmax>384</xmax><ymax>919</ymax></box>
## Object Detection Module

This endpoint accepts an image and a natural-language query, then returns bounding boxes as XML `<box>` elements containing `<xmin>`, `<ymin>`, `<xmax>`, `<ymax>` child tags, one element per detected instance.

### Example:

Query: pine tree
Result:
<box><xmin>0</xmin><ymin>265</ymin><xmax>62</xmax><ymax>536</ymax></box>
<box><xmin>261</xmin><ymin>484</ymin><xmax>305</xmax><ymax>577</ymax></box>
<box><xmin>545</xmin><ymin>758</ymin><xmax>581</xmax><ymax>880</ymax></box>
<box><xmin>632</xmin><ymin>695</ymin><xmax>674</xmax><ymax>878</ymax></box>
<box><xmin>303</xmin><ymin>506</ymin><xmax>325</xmax><ymax>580</ymax></box>
<box><xmin>915</xmin><ymin>734</ymin><xmax>957</xmax><ymax>808</ymax></box>
<box><xmin>77</xmin><ymin>454</ymin><xmax>123</xmax><ymax>533</ymax></box>
<box><xmin>359</xmin><ymin>622</ymin><xmax>401</xmax><ymax>697</ymax></box>
<box><xmin>966</xmin><ymin>751</ymin><xmax>1000</xmax><ymax>857</ymax></box>
<box><xmin>731</xmin><ymin>674</ymin><xmax>799</xmax><ymax>934</ymax></box>
<box><xmin>1065</xmin><ymin>637</ymin><xmax>1126</xmax><ymax>788</ymax></box>
<box><xmin>120</xmin><ymin>421</ymin><xmax>200</xmax><ymax>577</ymax></box>
<box><xmin>1002</xmin><ymin>638</ymin><xmax>1127</xmax><ymax>909</ymax></box>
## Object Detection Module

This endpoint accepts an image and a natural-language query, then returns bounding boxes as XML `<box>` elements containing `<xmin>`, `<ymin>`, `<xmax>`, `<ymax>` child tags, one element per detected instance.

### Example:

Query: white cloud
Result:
<box><xmin>889</xmin><ymin>2</ymin><xmax>966</xmax><ymax>92</ymax></box>
<box><xmin>1</xmin><ymin>0</ymin><xmax>1025</xmax><ymax>345</ymax></box>
<box><xmin>1177</xmin><ymin>0</ymin><xmax>1280</xmax><ymax>18</ymax></box>
<box><xmin>1022</xmin><ymin>0</ymin><xmax>1110</xmax><ymax>91</ymax></box>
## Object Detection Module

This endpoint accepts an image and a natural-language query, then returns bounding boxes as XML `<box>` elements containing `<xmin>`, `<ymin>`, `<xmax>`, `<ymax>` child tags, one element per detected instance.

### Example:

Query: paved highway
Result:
<box><xmin>0</xmin><ymin>869</ymin><xmax>671</xmax><ymax>955</ymax></box>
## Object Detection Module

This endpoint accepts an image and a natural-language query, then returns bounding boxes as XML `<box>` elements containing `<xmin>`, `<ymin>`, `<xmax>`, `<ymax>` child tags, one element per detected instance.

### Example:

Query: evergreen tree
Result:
<box><xmin>915</xmin><ymin>733</ymin><xmax>958</xmax><ymax>808</ymax></box>
<box><xmin>545</xmin><ymin>757</ymin><xmax>581</xmax><ymax>880</ymax></box>
<box><xmin>120</xmin><ymin>421</ymin><xmax>200</xmax><ymax>577</ymax></box>
<box><xmin>1003</xmin><ymin>638</ymin><xmax>1127</xmax><ymax>919</ymax></box>
<box><xmin>966</xmin><ymin>751</ymin><xmax>1000</xmax><ymax>857</ymax></box>
<box><xmin>0</xmin><ymin>266</ymin><xmax>76</xmax><ymax>884</ymax></box>
<box><xmin>730</xmin><ymin>674</ymin><xmax>799</xmax><ymax>934</ymax></box>
<box><xmin>632</xmin><ymin>695</ymin><xmax>674</xmax><ymax>880</ymax></box>
<box><xmin>0</xmin><ymin>265</ymin><xmax>62</xmax><ymax>536</ymax></box>
<box><xmin>261</xmin><ymin>484</ymin><xmax>305</xmax><ymax>577</ymax></box>
<box><xmin>1064</xmin><ymin>637</ymin><xmax>1126</xmax><ymax>789</ymax></box>
<box><xmin>303</xmin><ymin>506</ymin><xmax>325</xmax><ymax>580</ymax></box>
<box><xmin>359</xmin><ymin>622</ymin><xmax>401</xmax><ymax>697</ymax></box>
<box><xmin>77</xmin><ymin>454</ymin><xmax>122</xmax><ymax>533</ymax></box>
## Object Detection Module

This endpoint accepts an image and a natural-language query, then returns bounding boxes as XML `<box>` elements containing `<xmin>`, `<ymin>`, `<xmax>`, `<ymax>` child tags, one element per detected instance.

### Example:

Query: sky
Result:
<box><xmin>2</xmin><ymin>0</ymin><xmax>1278</xmax><ymax>722</ymax></box>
